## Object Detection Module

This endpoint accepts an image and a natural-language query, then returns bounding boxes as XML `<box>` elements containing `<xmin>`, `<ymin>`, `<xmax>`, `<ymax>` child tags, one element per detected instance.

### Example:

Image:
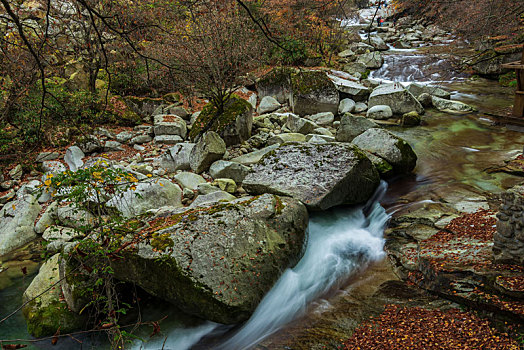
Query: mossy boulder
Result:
<box><xmin>242</xmin><ymin>142</ymin><xmax>380</xmax><ymax>210</ymax></box>
<box><xmin>399</xmin><ymin>111</ymin><xmax>421</xmax><ymax>127</ymax></box>
<box><xmin>290</xmin><ymin>71</ymin><xmax>340</xmax><ymax>116</ymax></box>
<box><xmin>22</xmin><ymin>254</ymin><xmax>86</xmax><ymax>338</ymax></box>
<box><xmin>109</xmin><ymin>194</ymin><xmax>308</xmax><ymax>324</ymax></box>
<box><xmin>189</xmin><ymin>95</ymin><xmax>253</xmax><ymax>146</ymax></box>
<box><xmin>352</xmin><ymin>128</ymin><xmax>417</xmax><ymax>175</ymax></box>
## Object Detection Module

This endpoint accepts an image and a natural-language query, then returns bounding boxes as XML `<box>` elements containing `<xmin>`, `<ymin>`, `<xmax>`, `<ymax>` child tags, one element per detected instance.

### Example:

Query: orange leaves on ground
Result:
<box><xmin>343</xmin><ymin>305</ymin><xmax>519</xmax><ymax>350</ymax></box>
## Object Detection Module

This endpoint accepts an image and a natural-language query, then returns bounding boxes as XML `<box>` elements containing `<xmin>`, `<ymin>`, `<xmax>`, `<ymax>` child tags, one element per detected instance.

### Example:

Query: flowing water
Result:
<box><xmin>2</xmin><ymin>10</ymin><xmax>523</xmax><ymax>349</ymax></box>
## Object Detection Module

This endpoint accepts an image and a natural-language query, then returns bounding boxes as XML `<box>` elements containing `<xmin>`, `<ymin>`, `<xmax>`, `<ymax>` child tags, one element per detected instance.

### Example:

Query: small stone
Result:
<box><xmin>129</xmin><ymin>134</ymin><xmax>153</xmax><ymax>145</ymax></box>
<box><xmin>133</xmin><ymin>144</ymin><xmax>146</xmax><ymax>151</ymax></box>
<box><xmin>0</xmin><ymin>189</ymin><xmax>15</xmax><ymax>204</ymax></box>
<box><xmin>367</xmin><ymin>105</ymin><xmax>393</xmax><ymax>120</ymax></box>
<box><xmin>338</xmin><ymin>99</ymin><xmax>356</xmax><ymax>114</ymax></box>
<box><xmin>116</xmin><ymin>131</ymin><xmax>134</xmax><ymax>143</ymax></box>
<box><xmin>213</xmin><ymin>178</ymin><xmax>237</xmax><ymax>193</ymax></box>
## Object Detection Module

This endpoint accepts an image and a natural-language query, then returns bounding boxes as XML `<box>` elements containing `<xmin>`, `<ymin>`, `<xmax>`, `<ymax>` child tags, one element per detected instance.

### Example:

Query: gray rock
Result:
<box><xmin>158</xmin><ymin>143</ymin><xmax>195</xmax><ymax>173</ymax></box>
<box><xmin>354</xmin><ymin>102</ymin><xmax>368</xmax><ymax>113</ymax></box>
<box><xmin>190</xmin><ymin>132</ymin><xmax>226</xmax><ymax>173</ymax></box>
<box><xmin>36</xmin><ymin>152</ymin><xmax>59</xmax><ymax>162</ymax></box>
<box><xmin>209</xmin><ymin>160</ymin><xmax>251</xmax><ymax>184</ymax></box>
<box><xmin>0</xmin><ymin>189</ymin><xmax>15</xmax><ymax>204</ymax></box>
<box><xmin>115</xmin><ymin>131</ymin><xmax>134</xmax><ymax>143</ymax></box>
<box><xmin>312</xmin><ymin>127</ymin><xmax>334</xmax><ymax>137</ymax></box>
<box><xmin>328</xmin><ymin>75</ymin><xmax>370</xmax><ymax>101</ymax></box>
<box><xmin>257</xmin><ymin>96</ymin><xmax>281</xmax><ymax>114</ymax></box>
<box><xmin>153</xmin><ymin>115</ymin><xmax>187</xmax><ymax>138</ymax></box>
<box><xmin>42</xmin><ymin>225</ymin><xmax>83</xmax><ymax>243</ymax></box>
<box><xmin>267</xmin><ymin>133</ymin><xmax>306</xmax><ymax>145</ymax></box>
<box><xmin>343</xmin><ymin>62</ymin><xmax>367</xmax><ymax>76</ymax></box>
<box><xmin>305</xmin><ymin>112</ymin><xmax>334</xmax><ymax>126</ymax></box>
<box><xmin>22</xmin><ymin>254</ymin><xmax>85</xmax><ymax>337</ymax></box>
<box><xmin>56</xmin><ymin>204</ymin><xmax>96</xmax><ymax>230</ymax></box>
<box><xmin>357</xmin><ymin>51</ymin><xmax>384</xmax><ymax>69</ymax></box>
<box><xmin>367</xmin><ymin>105</ymin><xmax>393</xmax><ymax>120</ymax></box>
<box><xmin>352</xmin><ymin>128</ymin><xmax>417</xmax><ymax>174</ymax></box>
<box><xmin>129</xmin><ymin>134</ymin><xmax>153</xmax><ymax>145</ymax></box>
<box><xmin>368</xmin><ymin>83</ymin><xmax>424</xmax><ymax>115</ymax></box>
<box><xmin>107</xmin><ymin>179</ymin><xmax>183</xmax><ymax>218</ymax></box>
<box><xmin>290</xmin><ymin>71</ymin><xmax>339</xmax><ymax>116</ymax></box>
<box><xmin>338</xmin><ymin>49</ymin><xmax>355</xmax><ymax>58</ymax></box>
<box><xmin>407</xmin><ymin>83</ymin><xmax>451</xmax><ymax>99</ymax></box>
<box><xmin>368</xmin><ymin>35</ymin><xmax>388</xmax><ymax>50</ymax></box>
<box><xmin>285</xmin><ymin>114</ymin><xmax>319</xmax><ymax>134</ymax></box>
<box><xmin>174</xmin><ymin>172</ymin><xmax>206</xmax><ymax>190</ymax></box>
<box><xmin>41</xmin><ymin>161</ymin><xmax>67</xmax><ymax>174</ymax></box>
<box><xmin>34</xmin><ymin>201</ymin><xmax>58</xmax><ymax>234</ymax></box>
<box><xmin>0</xmin><ymin>194</ymin><xmax>41</xmax><ymax>255</ymax></box>
<box><xmin>190</xmin><ymin>190</ymin><xmax>237</xmax><ymax>208</ymax></box>
<box><xmin>243</xmin><ymin>143</ymin><xmax>379</xmax><ymax>210</ymax></box>
<box><xmin>248</xmin><ymin>94</ymin><xmax>257</xmax><ymax>109</ymax></box>
<box><xmin>110</xmin><ymin>194</ymin><xmax>308</xmax><ymax>324</ymax></box>
<box><xmin>197</xmin><ymin>182</ymin><xmax>222</xmax><ymax>195</ymax></box>
<box><xmin>336</xmin><ymin>114</ymin><xmax>378</xmax><ymax>142</ymax></box>
<box><xmin>350</xmin><ymin>42</ymin><xmax>375</xmax><ymax>54</ymax></box>
<box><xmin>103</xmin><ymin>141</ymin><xmax>124</xmax><ymax>152</ymax></box>
<box><xmin>9</xmin><ymin>164</ymin><xmax>23</xmax><ymax>180</ymax></box>
<box><xmin>231</xmin><ymin>144</ymin><xmax>279</xmax><ymax>165</ymax></box>
<box><xmin>431</xmin><ymin>96</ymin><xmax>475</xmax><ymax>114</ymax></box>
<box><xmin>17</xmin><ymin>180</ymin><xmax>42</xmax><ymax>199</ymax></box>
<box><xmin>154</xmin><ymin>135</ymin><xmax>183</xmax><ymax>145</ymax></box>
<box><xmin>417</xmin><ymin>93</ymin><xmax>433</xmax><ymax>108</ymax></box>
<box><xmin>338</xmin><ymin>98</ymin><xmax>356</xmax><ymax>114</ymax></box>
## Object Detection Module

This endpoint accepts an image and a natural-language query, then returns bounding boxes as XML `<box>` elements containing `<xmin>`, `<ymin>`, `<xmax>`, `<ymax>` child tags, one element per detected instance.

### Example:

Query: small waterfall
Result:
<box><xmin>136</xmin><ymin>182</ymin><xmax>390</xmax><ymax>349</ymax></box>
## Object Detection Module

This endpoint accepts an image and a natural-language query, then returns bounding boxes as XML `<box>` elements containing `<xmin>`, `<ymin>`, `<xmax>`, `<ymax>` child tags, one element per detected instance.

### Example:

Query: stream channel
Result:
<box><xmin>0</xmin><ymin>9</ymin><xmax>522</xmax><ymax>350</ymax></box>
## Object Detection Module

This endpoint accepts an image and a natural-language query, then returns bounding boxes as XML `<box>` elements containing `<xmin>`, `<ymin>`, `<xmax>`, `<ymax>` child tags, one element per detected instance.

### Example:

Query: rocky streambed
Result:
<box><xmin>1</xmin><ymin>5</ymin><xmax>523</xmax><ymax>350</ymax></box>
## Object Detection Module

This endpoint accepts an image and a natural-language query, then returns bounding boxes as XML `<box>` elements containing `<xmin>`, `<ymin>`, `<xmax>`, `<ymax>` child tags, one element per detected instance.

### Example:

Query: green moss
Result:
<box><xmin>151</xmin><ymin>232</ymin><xmax>175</xmax><ymax>251</ymax></box>
<box><xmin>23</xmin><ymin>300</ymin><xmax>85</xmax><ymax>338</ymax></box>
<box><xmin>291</xmin><ymin>70</ymin><xmax>332</xmax><ymax>95</ymax></box>
<box><xmin>274</xmin><ymin>195</ymin><xmax>285</xmax><ymax>215</ymax></box>
<box><xmin>189</xmin><ymin>95</ymin><xmax>252</xmax><ymax>140</ymax></box>
<box><xmin>374</xmin><ymin>158</ymin><xmax>394</xmax><ymax>175</ymax></box>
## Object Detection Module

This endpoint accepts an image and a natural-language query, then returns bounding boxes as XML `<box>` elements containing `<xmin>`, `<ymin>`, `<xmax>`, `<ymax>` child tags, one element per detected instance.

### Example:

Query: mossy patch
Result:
<box><xmin>291</xmin><ymin>70</ymin><xmax>332</xmax><ymax>95</ymax></box>
<box><xmin>189</xmin><ymin>95</ymin><xmax>252</xmax><ymax>140</ymax></box>
<box><xmin>23</xmin><ymin>300</ymin><xmax>85</xmax><ymax>338</ymax></box>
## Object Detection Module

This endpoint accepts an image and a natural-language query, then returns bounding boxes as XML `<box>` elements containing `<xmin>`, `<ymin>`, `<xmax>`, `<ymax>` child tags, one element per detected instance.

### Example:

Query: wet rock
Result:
<box><xmin>336</xmin><ymin>114</ymin><xmax>378</xmax><ymax>142</ymax></box>
<box><xmin>243</xmin><ymin>143</ymin><xmax>379</xmax><ymax>210</ymax></box>
<box><xmin>189</xmin><ymin>131</ymin><xmax>226</xmax><ymax>173</ymax></box>
<box><xmin>368</xmin><ymin>83</ymin><xmax>424</xmax><ymax>115</ymax></box>
<box><xmin>352</xmin><ymin>128</ymin><xmax>417</xmax><ymax>174</ymax></box>
<box><xmin>417</xmin><ymin>93</ymin><xmax>433</xmax><ymax>108</ymax></box>
<box><xmin>407</xmin><ymin>83</ymin><xmax>451</xmax><ymax>99</ymax></box>
<box><xmin>399</xmin><ymin>111</ymin><xmax>421</xmax><ymax>126</ymax></box>
<box><xmin>109</xmin><ymin>194</ymin><xmax>308</xmax><ymax>324</ymax></box>
<box><xmin>431</xmin><ymin>96</ymin><xmax>475</xmax><ymax>114</ymax></box>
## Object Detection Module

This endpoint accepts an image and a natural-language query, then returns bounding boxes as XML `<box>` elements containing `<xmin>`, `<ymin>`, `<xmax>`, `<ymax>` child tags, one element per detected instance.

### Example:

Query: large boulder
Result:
<box><xmin>189</xmin><ymin>131</ymin><xmax>226</xmax><ymax>173</ymax></box>
<box><xmin>285</xmin><ymin>114</ymin><xmax>319</xmax><ymax>134</ymax></box>
<box><xmin>368</xmin><ymin>83</ymin><xmax>424</xmax><ymax>115</ymax></box>
<box><xmin>106</xmin><ymin>179</ymin><xmax>183</xmax><ymax>218</ymax></box>
<box><xmin>0</xmin><ymin>194</ymin><xmax>41</xmax><ymax>256</ymax></box>
<box><xmin>110</xmin><ymin>194</ymin><xmax>308</xmax><ymax>324</ymax></box>
<box><xmin>257</xmin><ymin>96</ymin><xmax>281</xmax><ymax>114</ymax></box>
<box><xmin>352</xmin><ymin>128</ymin><xmax>417</xmax><ymax>174</ymax></box>
<box><xmin>256</xmin><ymin>67</ymin><xmax>294</xmax><ymax>104</ymax></box>
<box><xmin>431</xmin><ymin>96</ymin><xmax>475</xmax><ymax>114</ymax></box>
<box><xmin>243</xmin><ymin>143</ymin><xmax>380</xmax><ymax>210</ymax></box>
<box><xmin>290</xmin><ymin>71</ymin><xmax>339</xmax><ymax>116</ymax></box>
<box><xmin>22</xmin><ymin>254</ymin><xmax>85</xmax><ymax>337</ymax></box>
<box><xmin>190</xmin><ymin>96</ymin><xmax>253</xmax><ymax>146</ymax></box>
<box><xmin>336</xmin><ymin>114</ymin><xmax>378</xmax><ymax>142</ymax></box>
<box><xmin>153</xmin><ymin>115</ymin><xmax>187</xmax><ymax>138</ymax></box>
